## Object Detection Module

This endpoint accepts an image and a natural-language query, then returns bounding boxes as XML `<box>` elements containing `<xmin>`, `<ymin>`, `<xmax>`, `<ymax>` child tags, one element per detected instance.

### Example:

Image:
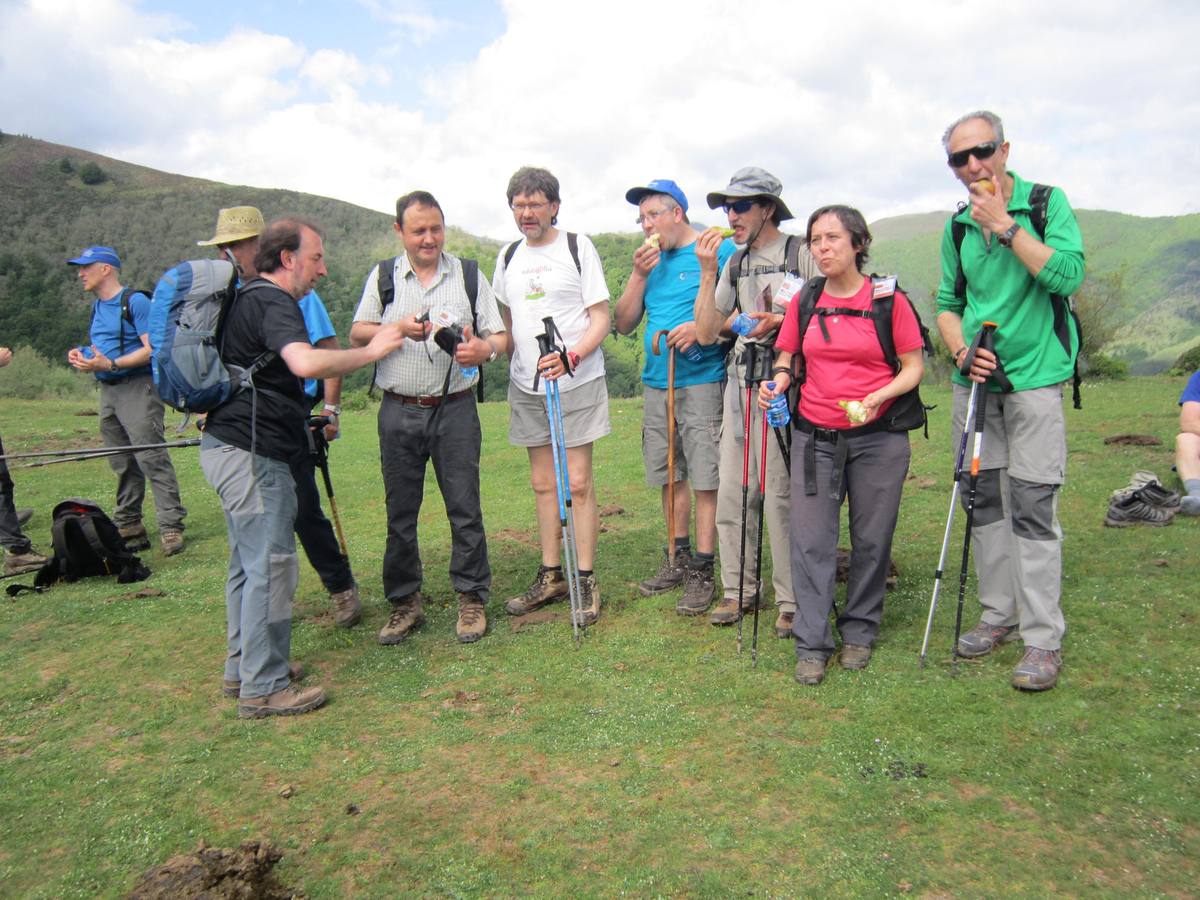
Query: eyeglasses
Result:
<box><xmin>511</xmin><ymin>201</ymin><xmax>548</xmax><ymax>213</ymax></box>
<box><xmin>635</xmin><ymin>208</ymin><xmax>671</xmax><ymax>226</ymax></box>
<box><xmin>947</xmin><ymin>141</ymin><xmax>999</xmax><ymax>168</ymax></box>
<box><xmin>722</xmin><ymin>199</ymin><xmax>757</xmax><ymax>215</ymax></box>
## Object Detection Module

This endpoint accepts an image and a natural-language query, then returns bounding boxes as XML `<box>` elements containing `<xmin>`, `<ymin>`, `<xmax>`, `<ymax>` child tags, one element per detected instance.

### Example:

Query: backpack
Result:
<box><xmin>375</xmin><ymin>255</ymin><xmax>482</xmax><ymax>400</ymax></box>
<box><xmin>502</xmin><ymin>232</ymin><xmax>583</xmax><ymax>275</ymax></box>
<box><xmin>148</xmin><ymin>259</ymin><xmax>274</xmax><ymax>413</ymax></box>
<box><xmin>724</xmin><ymin>234</ymin><xmax>815</xmax><ymax>359</ymax></box>
<box><xmin>792</xmin><ymin>275</ymin><xmax>934</xmax><ymax>435</ymax></box>
<box><xmin>950</xmin><ymin>182</ymin><xmax>1083</xmax><ymax>408</ymax></box>
<box><xmin>37</xmin><ymin>499</ymin><xmax>151</xmax><ymax>587</ymax></box>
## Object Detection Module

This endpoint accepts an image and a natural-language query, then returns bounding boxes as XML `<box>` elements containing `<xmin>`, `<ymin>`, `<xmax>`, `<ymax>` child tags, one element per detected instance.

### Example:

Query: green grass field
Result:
<box><xmin>1</xmin><ymin>377</ymin><xmax>1197</xmax><ymax>897</ymax></box>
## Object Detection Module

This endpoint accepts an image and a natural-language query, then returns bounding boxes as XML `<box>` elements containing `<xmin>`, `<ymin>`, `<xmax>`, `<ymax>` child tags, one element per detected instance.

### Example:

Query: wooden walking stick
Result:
<box><xmin>651</xmin><ymin>330</ymin><xmax>677</xmax><ymax>567</ymax></box>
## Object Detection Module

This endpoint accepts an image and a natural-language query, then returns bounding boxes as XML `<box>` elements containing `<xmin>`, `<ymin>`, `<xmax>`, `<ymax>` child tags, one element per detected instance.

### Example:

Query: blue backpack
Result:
<box><xmin>148</xmin><ymin>259</ymin><xmax>273</xmax><ymax>413</ymax></box>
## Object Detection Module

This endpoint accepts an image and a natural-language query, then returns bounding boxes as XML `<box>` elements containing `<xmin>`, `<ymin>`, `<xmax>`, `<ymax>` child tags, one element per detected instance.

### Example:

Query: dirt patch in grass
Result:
<box><xmin>493</xmin><ymin>528</ymin><xmax>539</xmax><ymax>548</ymax></box>
<box><xmin>127</xmin><ymin>840</ymin><xmax>296</xmax><ymax>899</ymax></box>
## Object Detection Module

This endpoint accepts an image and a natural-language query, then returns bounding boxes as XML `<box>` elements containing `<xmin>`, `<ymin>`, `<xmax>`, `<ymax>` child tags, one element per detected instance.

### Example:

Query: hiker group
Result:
<box><xmin>10</xmin><ymin>108</ymin><xmax>1191</xmax><ymax>718</ymax></box>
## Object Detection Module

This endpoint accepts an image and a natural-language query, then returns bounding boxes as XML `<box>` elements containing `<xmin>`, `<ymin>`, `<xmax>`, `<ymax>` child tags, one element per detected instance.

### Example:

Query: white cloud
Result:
<box><xmin>2</xmin><ymin>0</ymin><xmax>1198</xmax><ymax>246</ymax></box>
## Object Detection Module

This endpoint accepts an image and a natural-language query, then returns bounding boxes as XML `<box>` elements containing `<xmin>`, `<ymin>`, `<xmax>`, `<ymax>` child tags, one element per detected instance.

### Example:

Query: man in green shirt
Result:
<box><xmin>935</xmin><ymin>110</ymin><xmax>1085</xmax><ymax>692</ymax></box>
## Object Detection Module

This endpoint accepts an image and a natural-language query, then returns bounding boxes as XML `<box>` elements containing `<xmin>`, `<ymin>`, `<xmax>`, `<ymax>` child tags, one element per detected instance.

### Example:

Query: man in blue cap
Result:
<box><xmin>66</xmin><ymin>246</ymin><xmax>187</xmax><ymax>556</ymax></box>
<box><xmin>615</xmin><ymin>180</ymin><xmax>735</xmax><ymax>614</ymax></box>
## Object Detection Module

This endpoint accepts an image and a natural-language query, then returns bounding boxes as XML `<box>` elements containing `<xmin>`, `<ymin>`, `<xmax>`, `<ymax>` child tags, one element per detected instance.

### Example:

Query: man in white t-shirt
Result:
<box><xmin>492</xmin><ymin>166</ymin><xmax>612</xmax><ymax>626</ymax></box>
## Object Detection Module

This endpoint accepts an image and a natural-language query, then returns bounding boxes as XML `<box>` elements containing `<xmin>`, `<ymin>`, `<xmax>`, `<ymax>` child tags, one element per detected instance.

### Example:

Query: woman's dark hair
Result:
<box><xmin>805</xmin><ymin>204</ymin><xmax>872</xmax><ymax>271</ymax></box>
<box><xmin>255</xmin><ymin>217</ymin><xmax>324</xmax><ymax>275</ymax></box>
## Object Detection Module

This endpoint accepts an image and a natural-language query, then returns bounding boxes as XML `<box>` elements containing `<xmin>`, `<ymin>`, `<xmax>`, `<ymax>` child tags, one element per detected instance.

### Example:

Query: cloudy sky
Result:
<box><xmin>2</xmin><ymin>0</ymin><xmax>1197</xmax><ymax>238</ymax></box>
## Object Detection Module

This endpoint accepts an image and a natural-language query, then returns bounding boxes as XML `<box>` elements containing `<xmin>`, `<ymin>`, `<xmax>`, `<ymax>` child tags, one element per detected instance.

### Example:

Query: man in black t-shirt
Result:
<box><xmin>201</xmin><ymin>218</ymin><xmax>404</xmax><ymax>720</ymax></box>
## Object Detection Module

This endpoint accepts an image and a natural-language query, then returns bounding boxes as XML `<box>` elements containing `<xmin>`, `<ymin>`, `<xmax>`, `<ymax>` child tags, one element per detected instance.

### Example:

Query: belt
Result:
<box><xmin>385</xmin><ymin>389</ymin><xmax>471</xmax><ymax>408</ymax></box>
<box><xmin>794</xmin><ymin>416</ymin><xmax>889</xmax><ymax>498</ymax></box>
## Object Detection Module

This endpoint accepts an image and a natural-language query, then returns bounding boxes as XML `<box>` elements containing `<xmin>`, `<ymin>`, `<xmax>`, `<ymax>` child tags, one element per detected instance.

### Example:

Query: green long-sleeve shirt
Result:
<box><xmin>935</xmin><ymin>171</ymin><xmax>1085</xmax><ymax>392</ymax></box>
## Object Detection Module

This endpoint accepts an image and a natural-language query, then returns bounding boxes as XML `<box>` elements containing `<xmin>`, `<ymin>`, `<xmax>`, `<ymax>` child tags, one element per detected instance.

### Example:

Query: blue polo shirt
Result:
<box><xmin>297</xmin><ymin>290</ymin><xmax>336</xmax><ymax>399</ymax></box>
<box><xmin>90</xmin><ymin>289</ymin><xmax>152</xmax><ymax>382</ymax></box>
<box><xmin>1180</xmin><ymin>370</ymin><xmax>1200</xmax><ymax>405</ymax></box>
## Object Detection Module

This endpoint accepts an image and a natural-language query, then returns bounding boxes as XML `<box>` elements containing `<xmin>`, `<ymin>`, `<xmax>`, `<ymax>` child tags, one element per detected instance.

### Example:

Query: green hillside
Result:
<box><xmin>2</xmin><ymin>132</ymin><xmax>1197</xmax><ymax>386</ymax></box>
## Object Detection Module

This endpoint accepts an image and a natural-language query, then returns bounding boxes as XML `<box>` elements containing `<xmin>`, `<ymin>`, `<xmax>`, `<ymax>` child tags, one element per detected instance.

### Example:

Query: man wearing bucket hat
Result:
<box><xmin>694</xmin><ymin>167</ymin><xmax>815</xmax><ymax>634</ymax></box>
<box><xmin>66</xmin><ymin>246</ymin><xmax>188</xmax><ymax>556</ymax></box>
<box><xmin>198</xmin><ymin>207</ymin><xmax>362</xmax><ymax>629</ymax></box>
<box><xmin>615</xmin><ymin>179</ymin><xmax>735</xmax><ymax>615</ymax></box>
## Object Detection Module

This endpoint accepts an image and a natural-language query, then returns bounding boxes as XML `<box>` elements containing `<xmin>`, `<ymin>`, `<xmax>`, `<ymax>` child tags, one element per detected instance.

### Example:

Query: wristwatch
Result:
<box><xmin>487</xmin><ymin>346</ymin><xmax>498</xmax><ymax>363</ymax></box>
<box><xmin>323</xmin><ymin>404</ymin><xmax>341</xmax><ymax>416</ymax></box>
<box><xmin>109</xmin><ymin>360</ymin><xmax>120</xmax><ymax>373</ymax></box>
<box><xmin>997</xmin><ymin>222</ymin><xmax>1021</xmax><ymax>247</ymax></box>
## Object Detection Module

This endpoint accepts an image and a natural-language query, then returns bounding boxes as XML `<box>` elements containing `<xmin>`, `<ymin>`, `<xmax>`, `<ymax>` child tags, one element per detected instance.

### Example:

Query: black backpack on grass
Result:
<box><xmin>37</xmin><ymin>498</ymin><xmax>150</xmax><ymax>587</ymax></box>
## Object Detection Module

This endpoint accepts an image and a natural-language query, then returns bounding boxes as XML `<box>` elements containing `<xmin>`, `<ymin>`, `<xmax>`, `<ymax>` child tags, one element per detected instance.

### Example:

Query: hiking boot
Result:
<box><xmin>118</xmin><ymin>523</ymin><xmax>151</xmax><ymax>552</ymax></box>
<box><xmin>456</xmin><ymin>592</ymin><xmax>487</xmax><ymax>643</ymax></box>
<box><xmin>840</xmin><ymin>643</ymin><xmax>872</xmax><ymax>670</ymax></box>
<box><xmin>223</xmin><ymin>661</ymin><xmax>306</xmax><ymax>698</ymax></box>
<box><xmin>378</xmin><ymin>593</ymin><xmax>426</xmax><ymax>645</ymax></box>
<box><xmin>3</xmin><ymin>547</ymin><xmax>49</xmax><ymax>576</ymax></box>
<box><xmin>1104</xmin><ymin>493</ymin><xmax>1175</xmax><ymax>527</ymax></box>
<box><xmin>638</xmin><ymin>547</ymin><xmax>691</xmax><ymax>596</ymax></box>
<box><xmin>330</xmin><ymin>583</ymin><xmax>361</xmax><ymax>628</ymax></box>
<box><xmin>1181</xmin><ymin>495</ymin><xmax>1200</xmax><ymax>516</ymax></box>
<box><xmin>775</xmin><ymin>609</ymin><xmax>795</xmax><ymax>639</ymax></box>
<box><xmin>708</xmin><ymin>593</ymin><xmax>763</xmax><ymax>625</ymax></box>
<box><xmin>505</xmin><ymin>565</ymin><xmax>567</xmax><ymax>615</ymax></box>
<box><xmin>16</xmin><ymin>508</ymin><xmax>32</xmax><ymax>527</ymax></box>
<box><xmin>1135</xmin><ymin>482</ymin><xmax>1181</xmax><ymax>509</ymax></box>
<box><xmin>577</xmin><ymin>574</ymin><xmax>602</xmax><ymax>626</ymax></box>
<box><xmin>795</xmin><ymin>656</ymin><xmax>827</xmax><ymax>686</ymax></box>
<box><xmin>1011</xmin><ymin>647</ymin><xmax>1062</xmax><ymax>691</ymax></box>
<box><xmin>160</xmin><ymin>529</ymin><xmax>185</xmax><ymax>557</ymax></box>
<box><xmin>237</xmin><ymin>682</ymin><xmax>327</xmax><ymax>719</ymax></box>
<box><xmin>675</xmin><ymin>561</ymin><xmax>715</xmax><ymax>616</ymax></box>
<box><xmin>957</xmin><ymin>622</ymin><xmax>1019</xmax><ymax>658</ymax></box>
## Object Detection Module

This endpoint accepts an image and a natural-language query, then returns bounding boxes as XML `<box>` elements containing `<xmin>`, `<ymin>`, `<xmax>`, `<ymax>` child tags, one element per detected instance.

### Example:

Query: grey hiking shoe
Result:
<box><xmin>957</xmin><ymin>622</ymin><xmax>1019</xmax><ymax>658</ymax></box>
<box><xmin>676</xmin><ymin>561</ymin><xmax>715</xmax><ymax>616</ymax></box>
<box><xmin>795</xmin><ymin>656</ymin><xmax>827</xmax><ymax>686</ymax></box>
<box><xmin>1104</xmin><ymin>493</ymin><xmax>1175</xmax><ymax>527</ymax></box>
<box><xmin>506</xmin><ymin>565</ymin><xmax>568</xmax><ymax>615</ymax></box>
<box><xmin>379</xmin><ymin>593</ymin><xmax>426</xmax><ymax>645</ymax></box>
<box><xmin>224</xmin><ymin>661</ymin><xmax>306</xmax><ymax>698</ymax></box>
<box><xmin>330</xmin><ymin>583</ymin><xmax>362</xmax><ymax>628</ymax></box>
<box><xmin>638</xmin><ymin>547</ymin><xmax>690</xmax><ymax>596</ymax></box>
<box><xmin>118</xmin><ymin>523</ymin><xmax>151</xmax><ymax>552</ymax></box>
<box><xmin>4</xmin><ymin>547</ymin><xmax>49</xmax><ymax>576</ymax></box>
<box><xmin>238</xmin><ymin>682</ymin><xmax>327</xmax><ymax>719</ymax></box>
<box><xmin>577</xmin><ymin>574</ymin><xmax>601</xmax><ymax>626</ymax></box>
<box><xmin>840</xmin><ymin>644</ymin><xmax>872</xmax><ymax>670</ymax></box>
<box><xmin>456</xmin><ymin>592</ymin><xmax>487</xmax><ymax>643</ymax></box>
<box><xmin>1012</xmin><ymin>647</ymin><xmax>1062</xmax><ymax>691</ymax></box>
<box><xmin>1112</xmin><ymin>477</ymin><xmax>1181</xmax><ymax>510</ymax></box>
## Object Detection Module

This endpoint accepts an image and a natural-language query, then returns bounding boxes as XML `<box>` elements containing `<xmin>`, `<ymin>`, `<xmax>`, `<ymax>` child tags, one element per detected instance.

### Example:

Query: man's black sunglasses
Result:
<box><xmin>722</xmin><ymin>199</ymin><xmax>757</xmax><ymax>214</ymax></box>
<box><xmin>947</xmin><ymin>141</ymin><xmax>998</xmax><ymax>168</ymax></box>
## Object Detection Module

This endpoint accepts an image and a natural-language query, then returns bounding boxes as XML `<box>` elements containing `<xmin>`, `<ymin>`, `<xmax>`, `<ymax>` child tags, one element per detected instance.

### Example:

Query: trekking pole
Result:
<box><xmin>307</xmin><ymin>417</ymin><xmax>350</xmax><ymax>559</ymax></box>
<box><xmin>750</xmin><ymin>410</ymin><xmax>770</xmax><ymax>667</ymax></box>
<box><xmin>536</xmin><ymin>322</ymin><xmax>584</xmax><ymax>643</ymax></box>
<box><xmin>952</xmin><ymin>322</ymin><xmax>1000</xmax><ymax>674</ymax></box>
<box><xmin>735</xmin><ymin>344</ymin><xmax>758</xmax><ymax>655</ymax></box>
<box><xmin>918</xmin><ymin>379</ymin><xmax>977</xmax><ymax>667</ymax></box>
<box><xmin>2</xmin><ymin>439</ymin><xmax>200</xmax><ymax>463</ymax></box>
<box><xmin>650</xmin><ymin>330</ymin><xmax>677</xmax><ymax>569</ymax></box>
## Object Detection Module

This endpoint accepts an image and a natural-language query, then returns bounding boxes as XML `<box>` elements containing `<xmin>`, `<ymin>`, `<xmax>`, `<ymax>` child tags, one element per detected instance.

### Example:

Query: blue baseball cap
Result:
<box><xmin>67</xmin><ymin>246</ymin><xmax>122</xmax><ymax>267</ymax></box>
<box><xmin>625</xmin><ymin>179</ymin><xmax>688</xmax><ymax>213</ymax></box>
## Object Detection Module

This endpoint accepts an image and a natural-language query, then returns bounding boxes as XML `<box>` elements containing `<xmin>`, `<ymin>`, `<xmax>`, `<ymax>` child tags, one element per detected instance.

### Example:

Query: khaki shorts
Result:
<box><xmin>508</xmin><ymin>376</ymin><xmax>611</xmax><ymax>448</ymax></box>
<box><xmin>642</xmin><ymin>382</ymin><xmax>723</xmax><ymax>490</ymax></box>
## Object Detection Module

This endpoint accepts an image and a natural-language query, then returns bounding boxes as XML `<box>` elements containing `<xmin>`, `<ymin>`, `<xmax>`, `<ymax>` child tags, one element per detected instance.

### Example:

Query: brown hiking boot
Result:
<box><xmin>160</xmin><ymin>529</ymin><xmax>185</xmax><ymax>557</ymax></box>
<box><xmin>638</xmin><ymin>547</ymin><xmax>690</xmax><ymax>596</ymax></box>
<box><xmin>223</xmin><ymin>661</ymin><xmax>306</xmax><ymax>698</ymax></box>
<box><xmin>330</xmin><ymin>583</ymin><xmax>362</xmax><ymax>628</ymax></box>
<box><xmin>118</xmin><ymin>523</ymin><xmax>151</xmax><ymax>552</ymax></box>
<box><xmin>456</xmin><ymin>592</ymin><xmax>487</xmax><ymax>643</ymax></box>
<box><xmin>709</xmin><ymin>593</ymin><xmax>763</xmax><ymax>625</ymax></box>
<box><xmin>237</xmin><ymin>682</ymin><xmax>327</xmax><ymax>719</ymax></box>
<box><xmin>1012</xmin><ymin>647</ymin><xmax>1062</xmax><ymax>691</ymax></box>
<box><xmin>675</xmin><ymin>561</ymin><xmax>715</xmax><ymax>616</ymax></box>
<box><xmin>578</xmin><ymin>574</ymin><xmax>601</xmax><ymax>626</ymax></box>
<box><xmin>957</xmin><ymin>622</ymin><xmax>1019</xmax><ymax>658</ymax></box>
<box><xmin>4</xmin><ymin>547</ymin><xmax>49</xmax><ymax>576</ymax></box>
<box><xmin>774</xmin><ymin>609</ymin><xmax>795</xmax><ymax>639</ymax></box>
<box><xmin>505</xmin><ymin>565</ymin><xmax>567</xmax><ymax>615</ymax></box>
<box><xmin>840</xmin><ymin>643</ymin><xmax>872</xmax><ymax>670</ymax></box>
<box><xmin>378</xmin><ymin>593</ymin><xmax>425</xmax><ymax>644</ymax></box>
<box><xmin>795</xmin><ymin>656</ymin><xmax>827</xmax><ymax>686</ymax></box>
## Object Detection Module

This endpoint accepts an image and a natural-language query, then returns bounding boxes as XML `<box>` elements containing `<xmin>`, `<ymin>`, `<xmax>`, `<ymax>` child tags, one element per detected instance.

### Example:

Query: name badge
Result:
<box><xmin>872</xmin><ymin>276</ymin><xmax>897</xmax><ymax>299</ymax></box>
<box><xmin>774</xmin><ymin>275</ymin><xmax>805</xmax><ymax>308</ymax></box>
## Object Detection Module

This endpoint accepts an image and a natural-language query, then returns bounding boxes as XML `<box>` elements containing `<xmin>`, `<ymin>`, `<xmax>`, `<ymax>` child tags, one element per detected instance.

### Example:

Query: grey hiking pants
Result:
<box><xmin>951</xmin><ymin>383</ymin><xmax>1067</xmax><ymax>651</ymax></box>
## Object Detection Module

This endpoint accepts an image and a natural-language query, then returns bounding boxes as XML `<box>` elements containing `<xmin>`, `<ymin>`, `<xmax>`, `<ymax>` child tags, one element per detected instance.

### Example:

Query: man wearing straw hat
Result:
<box><xmin>66</xmin><ymin>246</ymin><xmax>187</xmax><ymax>556</ymax></box>
<box><xmin>198</xmin><ymin>206</ymin><xmax>363</xmax><ymax>629</ymax></box>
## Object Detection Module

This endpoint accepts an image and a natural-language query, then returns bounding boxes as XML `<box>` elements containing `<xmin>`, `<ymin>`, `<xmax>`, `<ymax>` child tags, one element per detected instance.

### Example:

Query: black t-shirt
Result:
<box><xmin>205</xmin><ymin>278</ymin><xmax>312</xmax><ymax>462</ymax></box>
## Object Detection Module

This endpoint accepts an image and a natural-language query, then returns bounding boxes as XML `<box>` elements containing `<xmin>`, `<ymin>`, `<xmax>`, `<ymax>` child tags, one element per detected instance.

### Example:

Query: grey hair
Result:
<box><xmin>941</xmin><ymin>110</ymin><xmax>1005</xmax><ymax>152</ymax></box>
<box><xmin>643</xmin><ymin>193</ymin><xmax>689</xmax><ymax>224</ymax></box>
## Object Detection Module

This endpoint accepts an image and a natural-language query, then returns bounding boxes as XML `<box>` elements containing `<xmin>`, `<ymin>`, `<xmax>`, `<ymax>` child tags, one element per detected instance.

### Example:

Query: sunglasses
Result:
<box><xmin>947</xmin><ymin>141</ymin><xmax>999</xmax><ymax>168</ymax></box>
<box><xmin>722</xmin><ymin>199</ymin><xmax>758</xmax><ymax>214</ymax></box>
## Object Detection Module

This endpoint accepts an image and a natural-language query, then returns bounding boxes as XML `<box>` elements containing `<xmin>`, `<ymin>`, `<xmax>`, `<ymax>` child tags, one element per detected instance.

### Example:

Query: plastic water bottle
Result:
<box><xmin>765</xmin><ymin>381</ymin><xmax>791</xmax><ymax>427</ymax></box>
<box><xmin>683</xmin><ymin>344</ymin><xmax>703</xmax><ymax>362</ymax></box>
<box><xmin>460</xmin><ymin>365</ymin><xmax>479</xmax><ymax>379</ymax></box>
<box><xmin>731</xmin><ymin>312</ymin><xmax>755</xmax><ymax>336</ymax></box>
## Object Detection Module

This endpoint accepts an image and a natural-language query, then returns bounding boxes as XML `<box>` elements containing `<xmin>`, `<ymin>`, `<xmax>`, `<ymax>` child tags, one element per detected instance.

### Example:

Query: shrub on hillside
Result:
<box><xmin>1168</xmin><ymin>342</ymin><xmax>1200</xmax><ymax>376</ymax></box>
<box><xmin>79</xmin><ymin>162</ymin><xmax>107</xmax><ymax>185</ymax></box>
<box><xmin>0</xmin><ymin>346</ymin><xmax>94</xmax><ymax>400</ymax></box>
<box><xmin>1083</xmin><ymin>352</ymin><xmax>1129</xmax><ymax>380</ymax></box>
<box><xmin>58</xmin><ymin>158</ymin><xmax>74</xmax><ymax>174</ymax></box>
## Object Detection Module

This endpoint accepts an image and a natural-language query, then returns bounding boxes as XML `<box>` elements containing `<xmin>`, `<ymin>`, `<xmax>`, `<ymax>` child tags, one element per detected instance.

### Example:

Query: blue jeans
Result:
<box><xmin>200</xmin><ymin>435</ymin><xmax>298</xmax><ymax>698</ymax></box>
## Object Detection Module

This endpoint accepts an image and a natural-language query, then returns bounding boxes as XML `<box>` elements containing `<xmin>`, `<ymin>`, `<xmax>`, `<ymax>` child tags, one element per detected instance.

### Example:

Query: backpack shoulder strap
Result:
<box><xmin>566</xmin><ymin>232</ymin><xmax>582</xmax><ymax>275</ymax></box>
<box><xmin>792</xmin><ymin>276</ymin><xmax>826</xmax><ymax>385</ymax></box>
<box><xmin>460</xmin><ymin>258</ymin><xmax>479</xmax><ymax>325</ymax></box>
<box><xmin>376</xmin><ymin>257</ymin><xmax>397</xmax><ymax>310</ymax></box>
<box><xmin>503</xmin><ymin>241</ymin><xmax>521</xmax><ymax>271</ymax></box>
<box><xmin>951</xmin><ymin>209</ymin><xmax>969</xmax><ymax>301</ymax></box>
<box><xmin>868</xmin><ymin>276</ymin><xmax>899</xmax><ymax>371</ymax></box>
<box><xmin>1028</xmin><ymin>183</ymin><xmax>1053</xmax><ymax>240</ymax></box>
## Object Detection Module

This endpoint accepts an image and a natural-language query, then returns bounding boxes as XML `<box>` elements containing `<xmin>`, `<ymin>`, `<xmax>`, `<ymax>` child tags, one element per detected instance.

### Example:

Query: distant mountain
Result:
<box><xmin>2</xmin><ymin>133</ymin><xmax>1197</xmax><ymax>383</ymax></box>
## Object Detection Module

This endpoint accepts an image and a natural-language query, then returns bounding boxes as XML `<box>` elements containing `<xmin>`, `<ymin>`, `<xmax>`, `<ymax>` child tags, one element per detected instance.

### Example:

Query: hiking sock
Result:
<box><xmin>543</xmin><ymin>564</ymin><xmax>563</xmax><ymax>573</ymax></box>
<box><xmin>674</xmin><ymin>537</ymin><xmax>692</xmax><ymax>557</ymax></box>
<box><xmin>577</xmin><ymin>569</ymin><xmax>593</xmax><ymax>579</ymax></box>
<box><xmin>691</xmin><ymin>551</ymin><xmax>715</xmax><ymax>569</ymax></box>
<box><xmin>1184</xmin><ymin>479</ymin><xmax>1200</xmax><ymax>497</ymax></box>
